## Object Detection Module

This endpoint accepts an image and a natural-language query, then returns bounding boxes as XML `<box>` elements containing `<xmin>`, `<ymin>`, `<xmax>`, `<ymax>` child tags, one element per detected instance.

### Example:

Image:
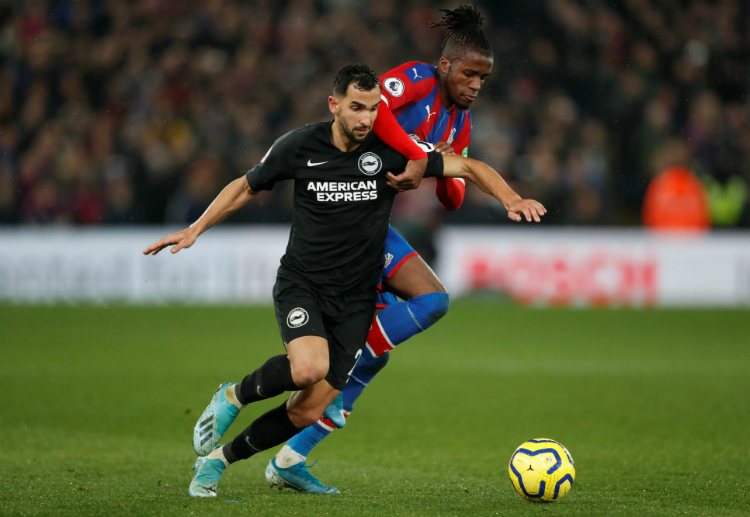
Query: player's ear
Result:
<box><xmin>328</xmin><ymin>95</ymin><xmax>339</xmax><ymax>116</ymax></box>
<box><xmin>438</xmin><ymin>57</ymin><xmax>451</xmax><ymax>77</ymax></box>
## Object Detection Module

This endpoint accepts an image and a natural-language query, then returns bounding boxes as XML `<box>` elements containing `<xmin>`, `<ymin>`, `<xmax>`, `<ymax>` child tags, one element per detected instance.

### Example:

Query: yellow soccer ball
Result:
<box><xmin>508</xmin><ymin>438</ymin><xmax>576</xmax><ymax>502</ymax></box>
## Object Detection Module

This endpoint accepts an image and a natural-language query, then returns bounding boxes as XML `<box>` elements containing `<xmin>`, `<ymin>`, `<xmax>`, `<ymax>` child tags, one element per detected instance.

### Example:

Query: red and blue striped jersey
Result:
<box><xmin>380</xmin><ymin>61</ymin><xmax>472</xmax><ymax>156</ymax></box>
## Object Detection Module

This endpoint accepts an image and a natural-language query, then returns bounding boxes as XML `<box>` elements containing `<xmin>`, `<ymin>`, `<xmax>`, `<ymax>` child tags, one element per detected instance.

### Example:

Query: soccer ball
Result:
<box><xmin>508</xmin><ymin>438</ymin><xmax>575</xmax><ymax>502</ymax></box>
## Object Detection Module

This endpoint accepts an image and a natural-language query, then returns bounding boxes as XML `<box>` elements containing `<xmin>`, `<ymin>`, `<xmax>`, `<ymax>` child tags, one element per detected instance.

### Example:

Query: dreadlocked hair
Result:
<box><xmin>430</xmin><ymin>4</ymin><xmax>493</xmax><ymax>60</ymax></box>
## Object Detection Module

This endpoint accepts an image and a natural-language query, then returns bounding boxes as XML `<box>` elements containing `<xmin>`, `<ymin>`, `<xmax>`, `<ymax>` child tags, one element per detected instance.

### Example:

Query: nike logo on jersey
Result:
<box><xmin>425</xmin><ymin>105</ymin><xmax>437</xmax><ymax>122</ymax></box>
<box><xmin>410</xmin><ymin>67</ymin><xmax>422</xmax><ymax>81</ymax></box>
<box><xmin>307</xmin><ymin>159</ymin><xmax>329</xmax><ymax>167</ymax></box>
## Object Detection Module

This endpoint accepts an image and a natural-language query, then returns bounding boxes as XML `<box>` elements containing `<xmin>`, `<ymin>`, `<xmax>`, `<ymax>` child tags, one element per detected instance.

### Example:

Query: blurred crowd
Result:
<box><xmin>0</xmin><ymin>0</ymin><xmax>748</xmax><ymax>229</ymax></box>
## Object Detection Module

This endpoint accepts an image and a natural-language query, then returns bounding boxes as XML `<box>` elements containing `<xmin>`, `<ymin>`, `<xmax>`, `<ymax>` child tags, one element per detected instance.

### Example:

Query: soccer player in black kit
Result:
<box><xmin>143</xmin><ymin>64</ymin><xmax>546</xmax><ymax>497</ymax></box>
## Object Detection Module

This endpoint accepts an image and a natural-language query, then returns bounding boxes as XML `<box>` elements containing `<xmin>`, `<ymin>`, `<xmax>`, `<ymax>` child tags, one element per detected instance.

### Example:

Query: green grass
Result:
<box><xmin>1</xmin><ymin>303</ymin><xmax>748</xmax><ymax>517</ymax></box>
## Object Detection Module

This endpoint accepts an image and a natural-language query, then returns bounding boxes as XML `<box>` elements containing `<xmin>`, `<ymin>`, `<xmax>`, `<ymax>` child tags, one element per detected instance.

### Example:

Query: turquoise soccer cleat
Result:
<box><xmin>188</xmin><ymin>456</ymin><xmax>226</xmax><ymax>497</ymax></box>
<box><xmin>193</xmin><ymin>382</ymin><xmax>240</xmax><ymax>456</ymax></box>
<box><xmin>265</xmin><ymin>458</ymin><xmax>340</xmax><ymax>494</ymax></box>
<box><xmin>321</xmin><ymin>392</ymin><xmax>346</xmax><ymax>428</ymax></box>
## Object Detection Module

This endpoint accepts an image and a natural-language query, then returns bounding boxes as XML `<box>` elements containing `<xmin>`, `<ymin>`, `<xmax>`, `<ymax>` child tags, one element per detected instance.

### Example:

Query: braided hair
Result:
<box><xmin>430</xmin><ymin>4</ymin><xmax>493</xmax><ymax>61</ymax></box>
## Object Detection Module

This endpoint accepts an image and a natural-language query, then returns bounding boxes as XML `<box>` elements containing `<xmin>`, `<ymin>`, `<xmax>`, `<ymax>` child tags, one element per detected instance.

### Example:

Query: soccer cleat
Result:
<box><xmin>193</xmin><ymin>382</ymin><xmax>241</xmax><ymax>456</ymax></box>
<box><xmin>189</xmin><ymin>456</ymin><xmax>225</xmax><ymax>497</ymax></box>
<box><xmin>265</xmin><ymin>458</ymin><xmax>340</xmax><ymax>494</ymax></box>
<box><xmin>321</xmin><ymin>392</ymin><xmax>346</xmax><ymax>428</ymax></box>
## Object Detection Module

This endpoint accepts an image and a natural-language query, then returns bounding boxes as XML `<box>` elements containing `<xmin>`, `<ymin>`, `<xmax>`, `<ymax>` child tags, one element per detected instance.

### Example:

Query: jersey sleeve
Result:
<box><xmin>245</xmin><ymin>130</ymin><xmax>297</xmax><ymax>191</ymax></box>
<box><xmin>435</xmin><ymin>177</ymin><xmax>466</xmax><ymax>211</ymax></box>
<box><xmin>372</xmin><ymin>102</ymin><xmax>427</xmax><ymax>161</ymax></box>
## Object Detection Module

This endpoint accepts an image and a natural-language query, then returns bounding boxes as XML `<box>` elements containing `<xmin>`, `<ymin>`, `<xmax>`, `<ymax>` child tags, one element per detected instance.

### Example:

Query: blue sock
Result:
<box><xmin>343</xmin><ymin>352</ymin><xmax>390</xmax><ymax>411</ymax></box>
<box><xmin>363</xmin><ymin>292</ymin><xmax>450</xmax><ymax>360</ymax></box>
<box><xmin>285</xmin><ymin>420</ymin><xmax>332</xmax><ymax>458</ymax></box>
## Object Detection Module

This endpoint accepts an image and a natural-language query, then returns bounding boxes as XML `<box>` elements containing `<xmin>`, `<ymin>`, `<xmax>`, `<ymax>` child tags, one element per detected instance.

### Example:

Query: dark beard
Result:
<box><xmin>342</xmin><ymin>125</ymin><xmax>369</xmax><ymax>145</ymax></box>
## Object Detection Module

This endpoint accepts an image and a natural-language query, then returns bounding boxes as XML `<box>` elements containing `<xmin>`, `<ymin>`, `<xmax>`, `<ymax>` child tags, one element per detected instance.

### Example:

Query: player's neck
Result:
<box><xmin>330</xmin><ymin>121</ymin><xmax>362</xmax><ymax>153</ymax></box>
<box><xmin>437</xmin><ymin>86</ymin><xmax>455</xmax><ymax>111</ymax></box>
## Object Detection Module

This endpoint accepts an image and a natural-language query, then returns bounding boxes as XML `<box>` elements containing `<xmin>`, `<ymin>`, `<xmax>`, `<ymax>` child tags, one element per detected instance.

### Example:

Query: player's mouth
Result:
<box><xmin>462</xmin><ymin>94</ymin><xmax>477</xmax><ymax>104</ymax></box>
<box><xmin>354</xmin><ymin>127</ymin><xmax>370</xmax><ymax>136</ymax></box>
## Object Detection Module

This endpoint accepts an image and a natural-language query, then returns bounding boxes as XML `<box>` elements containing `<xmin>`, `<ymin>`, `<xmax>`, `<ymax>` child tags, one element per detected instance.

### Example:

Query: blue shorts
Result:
<box><xmin>376</xmin><ymin>227</ymin><xmax>418</xmax><ymax>309</ymax></box>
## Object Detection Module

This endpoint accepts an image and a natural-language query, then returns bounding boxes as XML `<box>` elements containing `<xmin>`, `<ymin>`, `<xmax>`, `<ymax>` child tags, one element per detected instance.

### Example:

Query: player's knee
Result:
<box><xmin>409</xmin><ymin>291</ymin><xmax>450</xmax><ymax>330</ymax></box>
<box><xmin>289</xmin><ymin>360</ymin><xmax>328</xmax><ymax>387</ymax></box>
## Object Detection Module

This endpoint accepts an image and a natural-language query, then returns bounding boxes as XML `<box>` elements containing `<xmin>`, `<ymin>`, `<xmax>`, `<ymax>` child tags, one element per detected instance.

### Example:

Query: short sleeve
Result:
<box><xmin>245</xmin><ymin>130</ymin><xmax>298</xmax><ymax>191</ymax></box>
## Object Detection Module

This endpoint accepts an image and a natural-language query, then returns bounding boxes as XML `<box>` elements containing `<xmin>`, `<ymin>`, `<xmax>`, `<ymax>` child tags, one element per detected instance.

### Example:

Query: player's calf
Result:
<box><xmin>365</xmin><ymin>292</ymin><xmax>450</xmax><ymax>358</ymax></box>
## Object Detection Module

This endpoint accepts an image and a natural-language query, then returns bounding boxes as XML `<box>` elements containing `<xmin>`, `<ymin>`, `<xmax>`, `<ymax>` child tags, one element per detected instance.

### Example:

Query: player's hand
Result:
<box><xmin>434</xmin><ymin>141</ymin><xmax>456</xmax><ymax>155</ymax></box>
<box><xmin>143</xmin><ymin>228</ymin><xmax>199</xmax><ymax>255</ymax></box>
<box><xmin>386</xmin><ymin>157</ymin><xmax>427</xmax><ymax>192</ymax></box>
<box><xmin>506</xmin><ymin>198</ymin><xmax>547</xmax><ymax>223</ymax></box>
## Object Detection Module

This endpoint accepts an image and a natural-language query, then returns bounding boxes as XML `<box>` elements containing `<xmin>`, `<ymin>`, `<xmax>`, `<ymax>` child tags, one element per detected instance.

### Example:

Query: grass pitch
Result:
<box><xmin>0</xmin><ymin>303</ymin><xmax>748</xmax><ymax>517</ymax></box>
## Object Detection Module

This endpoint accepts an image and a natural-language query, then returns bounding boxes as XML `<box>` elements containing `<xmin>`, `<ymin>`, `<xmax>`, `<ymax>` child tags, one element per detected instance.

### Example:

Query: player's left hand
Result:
<box><xmin>434</xmin><ymin>141</ymin><xmax>456</xmax><ymax>155</ymax></box>
<box><xmin>386</xmin><ymin>157</ymin><xmax>427</xmax><ymax>191</ymax></box>
<box><xmin>506</xmin><ymin>198</ymin><xmax>547</xmax><ymax>223</ymax></box>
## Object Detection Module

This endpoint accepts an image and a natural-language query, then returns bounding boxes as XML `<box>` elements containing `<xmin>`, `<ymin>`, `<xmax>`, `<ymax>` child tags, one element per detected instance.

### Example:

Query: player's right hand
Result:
<box><xmin>386</xmin><ymin>157</ymin><xmax>427</xmax><ymax>191</ymax></box>
<box><xmin>143</xmin><ymin>229</ymin><xmax>198</xmax><ymax>255</ymax></box>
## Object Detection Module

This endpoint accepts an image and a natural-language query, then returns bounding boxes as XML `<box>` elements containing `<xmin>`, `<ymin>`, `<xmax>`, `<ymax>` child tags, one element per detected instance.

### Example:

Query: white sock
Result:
<box><xmin>207</xmin><ymin>446</ymin><xmax>230</xmax><ymax>468</ymax></box>
<box><xmin>225</xmin><ymin>384</ymin><xmax>245</xmax><ymax>410</ymax></box>
<box><xmin>275</xmin><ymin>445</ymin><xmax>305</xmax><ymax>468</ymax></box>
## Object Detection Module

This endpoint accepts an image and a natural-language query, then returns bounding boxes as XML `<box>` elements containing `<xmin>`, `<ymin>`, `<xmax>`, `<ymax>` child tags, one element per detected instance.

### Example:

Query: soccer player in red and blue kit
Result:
<box><xmin>261</xmin><ymin>6</ymin><xmax>497</xmax><ymax>493</ymax></box>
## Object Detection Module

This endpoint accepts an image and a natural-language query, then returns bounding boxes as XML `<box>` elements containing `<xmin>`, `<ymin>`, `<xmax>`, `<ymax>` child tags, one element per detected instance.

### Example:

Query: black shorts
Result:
<box><xmin>273</xmin><ymin>269</ymin><xmax>376</xmax><ymax>390</ymax></box>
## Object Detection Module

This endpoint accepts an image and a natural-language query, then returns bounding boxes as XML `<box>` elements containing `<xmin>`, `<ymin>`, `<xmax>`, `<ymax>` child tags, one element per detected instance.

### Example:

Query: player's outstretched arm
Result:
<box><xmin>374</xmin><ymin>102</ymin><xmax>428</xmax><ymax>192</ymax></box>
<box><xmin>442</xmin><ymin>154</ymin><xmax>547</xmax><ymax>223</ymax></box>
<box><xmin>143</xmin><ymin>176</ymin><xmax>258</xmax><ymax>255</ymax></box>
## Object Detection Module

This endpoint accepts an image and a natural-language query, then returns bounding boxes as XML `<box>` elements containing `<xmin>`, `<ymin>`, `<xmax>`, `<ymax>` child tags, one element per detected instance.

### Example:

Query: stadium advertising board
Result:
<box><xmin>0</xmin><ymin>228</ymin><xmax>748</xmax><ymax>307</ymax></box>
<box><xmin>436</xmin><ymin>228</ymin><xmax>750</xmax><ymax>307</ymax></box>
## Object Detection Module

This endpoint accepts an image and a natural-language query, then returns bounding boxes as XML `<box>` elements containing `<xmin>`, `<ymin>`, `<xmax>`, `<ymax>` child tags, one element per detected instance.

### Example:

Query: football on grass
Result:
<box><xmin>508</xmin><ymin>438</ymin><xmax>575</xmax><ymax>502</ymax></box>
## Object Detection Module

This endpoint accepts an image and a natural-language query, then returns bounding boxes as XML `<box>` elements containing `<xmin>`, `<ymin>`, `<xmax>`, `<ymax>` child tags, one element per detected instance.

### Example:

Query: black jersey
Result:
<box><xmin>246</xmin><ymin>120</ymin><xmax>444</xmax><ymax>297</ymax></box>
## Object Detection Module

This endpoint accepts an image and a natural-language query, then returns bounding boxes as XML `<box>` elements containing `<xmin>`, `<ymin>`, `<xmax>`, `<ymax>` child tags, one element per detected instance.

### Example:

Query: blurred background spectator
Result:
<box><xmin>0</xmin><ymin>0</ymin><xmax>747</xmax><ymax>234</ymax></box>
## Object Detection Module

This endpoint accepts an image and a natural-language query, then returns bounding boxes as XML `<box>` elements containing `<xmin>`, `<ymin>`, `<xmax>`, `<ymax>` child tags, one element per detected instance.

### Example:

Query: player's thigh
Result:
<box><xmin>384</xmin><ymin>254</ymin><xmax>446</xmax><ymax>300</ymax></box>
<box><xmin>382</xmin><ymin>226</ymin><xmax>419</xmax><ymax>279</ymax></box>
<box><xmin>324</xmin><ymin>297</ymin><xmax>373</xmax><ymax>390</ymax></box>
<box><xmin>285</xmin><ymin>335</ymin><xmax>329</xmax><ymax>385</ymax></box>
<box><xmin>381</xmin><ymin>227</ymin><xmax>446</xmax><ymax>300</ymax></box>
<box><xmin>274</xmin><ymin>277</ymin><xmax>330</xmax><ymax>382</ymax></box>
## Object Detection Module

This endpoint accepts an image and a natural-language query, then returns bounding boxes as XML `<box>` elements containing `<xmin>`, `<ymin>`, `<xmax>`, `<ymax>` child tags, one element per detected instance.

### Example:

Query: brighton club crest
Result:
<box><xmin>358</xmin><ymin>152</ymin><xmax>382</xmax><ymax>176</ymax></box>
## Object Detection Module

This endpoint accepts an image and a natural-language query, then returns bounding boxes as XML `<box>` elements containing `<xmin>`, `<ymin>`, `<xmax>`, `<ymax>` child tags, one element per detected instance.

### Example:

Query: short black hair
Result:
<box><xmin>430</xmin><ymin>5</ymin><xmax>493</xmax><ymax>61</ymax></box>
<box><xmin>332</xmin><ymin>64</ymin><xmax>381</xmax><ymax>97</ymax></box>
